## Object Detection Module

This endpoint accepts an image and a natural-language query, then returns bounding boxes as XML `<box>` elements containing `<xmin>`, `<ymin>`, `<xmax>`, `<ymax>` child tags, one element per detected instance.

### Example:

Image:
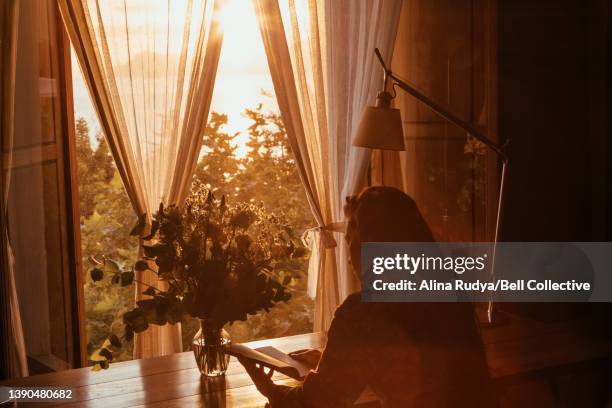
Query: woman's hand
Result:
<box><xmin>289</xmin><ymin>349</ymin><xmax>322</xmax><ymax>368</ymax></box>
<box><xmin>238</xmin><ymin>356</ymin><xmax>277</xmax><ymax>399</ymax></box>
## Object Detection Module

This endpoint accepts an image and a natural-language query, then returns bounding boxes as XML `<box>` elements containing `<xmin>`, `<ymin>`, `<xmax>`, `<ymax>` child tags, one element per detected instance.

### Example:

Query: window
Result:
<box><xmin>73</xmin><ymin>0</ymin><xmax>314</xmax><ymax>362</ymax></box>
<box><xmin>6</xmin><ymin>0</ymin><xmax>84</xmax><ymax>373</ymax></box>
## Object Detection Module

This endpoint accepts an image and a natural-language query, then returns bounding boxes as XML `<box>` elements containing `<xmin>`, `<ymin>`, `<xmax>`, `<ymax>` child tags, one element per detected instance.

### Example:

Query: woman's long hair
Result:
<box><xmin>345</xmin><ymin>186</ymin><xmax>435</xmax><ymax>243</ymax></box>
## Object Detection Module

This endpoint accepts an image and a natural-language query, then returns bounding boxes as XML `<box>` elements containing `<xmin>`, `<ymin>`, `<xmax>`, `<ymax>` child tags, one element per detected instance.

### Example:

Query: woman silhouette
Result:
<box><xmin>240</xmin><ymin>186</ymin><xmax>496</xmax><ymax>407</ymax></box>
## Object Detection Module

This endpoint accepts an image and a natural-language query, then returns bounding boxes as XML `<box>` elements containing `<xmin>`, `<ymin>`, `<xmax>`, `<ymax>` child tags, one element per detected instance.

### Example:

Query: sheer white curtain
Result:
<box><xmin>329</xmin><ymin>0</ymin><xmax>402</xmax><ymax>304</ymax></box>
<box><xmin>253</xmin><ymin>0</ymin><xmax>340</xmax><ymax>331</ymax></box>
<box><xmin>1</xmin><ymin>0</ymin><xmax>28</xmax><ymax>378</ymax></box>
<box><xmin>58</xmin><ymin>0</ymin><xmax>223</xmax><ymax>357</ymax></box>
<box><xmin>253</xmin><ymin>0</ymin><xmax>401</xmax><ymax>329</ymax></box>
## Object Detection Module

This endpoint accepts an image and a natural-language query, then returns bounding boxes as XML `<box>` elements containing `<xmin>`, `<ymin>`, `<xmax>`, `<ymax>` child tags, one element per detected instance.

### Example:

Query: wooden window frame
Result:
<box><xmin>55</xmin><ymin>8</ymin><xmax>88</xmax><ymax>369</ymax></box>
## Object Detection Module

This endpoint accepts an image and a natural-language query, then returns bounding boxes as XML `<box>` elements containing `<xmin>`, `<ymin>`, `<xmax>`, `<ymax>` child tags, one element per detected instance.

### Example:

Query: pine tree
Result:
<box><xmin>91</xmin><ymin>132</ymin><xmax>115</xmax><ymax>184</ymax></box>
<box><xmin>75</xmin><ymin>117</ymin><xmax>92</xmax><ymax>162</ymax></box>
<box><xmin>236</xmin><ymin>105</ymin><xmax>312</xmax><ymax>231</ymax></box>
<box><xmin>75</xmin><ymin>118</ymin><xmax>95</xmax><ymax>216</ymax></box>
<box><xmin>194</xmin><ymin>112</ymin><xmax>239</xmax><ymax>197</ymax></box>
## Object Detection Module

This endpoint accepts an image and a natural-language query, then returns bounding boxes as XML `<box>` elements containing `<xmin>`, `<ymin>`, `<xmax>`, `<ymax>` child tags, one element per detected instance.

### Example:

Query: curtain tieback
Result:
<box><xmin>301</xmin><ymin>222</ymin><xmax>346</xmax><ymax>249</ymax></box>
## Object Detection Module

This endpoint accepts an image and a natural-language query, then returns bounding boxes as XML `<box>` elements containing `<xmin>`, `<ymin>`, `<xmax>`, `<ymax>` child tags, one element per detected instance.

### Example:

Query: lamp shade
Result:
<box><xmin>353</xmin><ymin>92</ymin><xmax>405</xmax><ymax>150</ymax></box>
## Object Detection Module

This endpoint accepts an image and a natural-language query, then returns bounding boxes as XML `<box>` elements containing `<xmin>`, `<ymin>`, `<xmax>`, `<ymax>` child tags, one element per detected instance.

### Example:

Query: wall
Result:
<box><xmin>390</xmin><ymin>0</ymin><xmax>496</xmax><ymax>242</ymax></box>
<box><xmin>498</xmin><ymin>0</ymin><xmax>608</xmax><ymax>242</ymax></box>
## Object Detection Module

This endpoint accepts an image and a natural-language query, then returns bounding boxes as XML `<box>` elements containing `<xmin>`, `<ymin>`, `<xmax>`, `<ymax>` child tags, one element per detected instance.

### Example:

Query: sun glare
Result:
<box><xmin>216</xmin><ymin>0</ymin><xmax>254</xmax><ymax>35</ymax></box>
<box><xmin>73</xmin><ymin>0</ymin><xmax>277</xmax><ymax>157</ymax></box>
<box><xmin>211</xmin><ymin>0</ymin><xmax>277</xmax><ymax>158</ymax></box>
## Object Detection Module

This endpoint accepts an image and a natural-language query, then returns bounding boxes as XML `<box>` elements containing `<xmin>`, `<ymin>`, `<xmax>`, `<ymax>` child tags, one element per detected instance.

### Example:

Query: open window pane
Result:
<box><xmin>72</xmin><ymin>56</ymin><xmax>138</xmax><ymax>362</ymax></box>
<box><xmin>6</xmin><ymin>0</ymin><xmax>84</xmax><ymax>373</ymax></box>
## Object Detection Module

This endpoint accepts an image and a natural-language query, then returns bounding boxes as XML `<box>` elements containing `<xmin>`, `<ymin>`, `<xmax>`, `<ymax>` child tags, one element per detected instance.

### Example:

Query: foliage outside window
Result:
<box><xmin>75</xmin><ymin>105</ymin><xmax>314</xmax><ymax>363</ymax></box>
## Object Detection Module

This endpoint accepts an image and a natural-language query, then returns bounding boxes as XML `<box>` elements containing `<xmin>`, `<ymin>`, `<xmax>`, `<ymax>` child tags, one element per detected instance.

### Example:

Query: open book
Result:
<box><xmin>228</xmin><ymin>343</ymin><xmax>313</xmax><ymax>380</ymax></box>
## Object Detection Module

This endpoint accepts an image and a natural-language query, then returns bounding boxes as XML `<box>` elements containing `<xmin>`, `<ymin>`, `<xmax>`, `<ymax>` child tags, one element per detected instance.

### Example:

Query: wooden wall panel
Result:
<box><xmin>390</xmin><ymin>0</ymin><xmax>496</xmax><ymax>242</ymax></box>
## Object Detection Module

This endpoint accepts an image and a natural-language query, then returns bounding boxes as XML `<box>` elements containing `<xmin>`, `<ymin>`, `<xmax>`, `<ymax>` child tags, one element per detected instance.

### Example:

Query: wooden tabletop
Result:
<box><xmin>2</xmin><ymin>316</ymin><xmax>611</xmax><ymax>407</ymax></box>
<box><xmin>2</xmin><ymin>334</ymin><xmax>324</xmax><ymax>408</ymax></box>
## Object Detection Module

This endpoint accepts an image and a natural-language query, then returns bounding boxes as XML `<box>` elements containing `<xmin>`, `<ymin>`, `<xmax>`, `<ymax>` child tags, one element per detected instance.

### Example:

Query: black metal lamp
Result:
<box><xmin>355</xmin><ymin>48</ymin><xmax>509</xmax><ymax>325</ymax></box>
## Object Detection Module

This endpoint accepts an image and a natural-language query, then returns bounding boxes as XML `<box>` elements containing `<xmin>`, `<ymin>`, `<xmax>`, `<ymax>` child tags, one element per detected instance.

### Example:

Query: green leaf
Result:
<box><xmin>134</xmin><ymin>260</ymin><xmax>149</xmax><ymax>272</ymax></box>
<box><xmin>130</xmin><ymin>213</ymin><xmax>147</xmax><ymax>236</ymax></box>
<box><xmin>133</xmin><ymin>320</ymin><xmax>149</xmax><ymax>333</ymax></box>
<box><xmin>136</xmin><ymin>299</ymin><xmax>157</xmax><ymax>319</ymax></box>
<box><xmin>99</xmin><ymin>348</ymin><xmax>113</xmax><ymax>362</ymax></box>
<box><xmin>142</xmin><ymin>243</ymin><xmax>170</xmax><ymax>258</ymax></box>
<box><xmin>282</xmin><ymin>275</ymin><xmax>292</xmax><ymax>285</ymax></box>
<box><xmin>142</xmin><ymin>286</ymin><xmax>156</xmax><ymax>296</ymax></box>
<box><xmin>108</xmin><ymin>334</ymin><xmax>121</xmax><ymax>349</ymax></box>
<box><xmin>142</xmin><ymin>220</ymin><xmax>159</xmax><ymax>241</ymax></box>
<box><xmin>165</xmin><ymin>299</ymin><xmax>184</xmax><ymax>325</ymax></box>
<box><xmin>124</xmin><ymin>309</ymin><xmax>148</xmax><ymax>333</ymax></box>
<box><xmin>120</xmin><ymin>271</ymin><xmax>134</xmax><ymax>286</ymax></box>
<box><xmin>124</xmin><ymin>325</ymin><xmax>134</xmax><ymax>342</ymax></box>
<box><xmin>91</xmin><ymin>359</ymin><xmax>109</xmax><ymax>370</ymax></box>
<box><xmin>90</xmin><ymin>268</ymin><xmax>103</xmax><ymax>282</ymax></box>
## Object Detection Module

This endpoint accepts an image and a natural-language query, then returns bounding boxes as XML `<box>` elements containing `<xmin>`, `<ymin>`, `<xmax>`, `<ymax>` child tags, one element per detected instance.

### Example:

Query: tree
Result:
<box><xmin>193</xmin><ymin>112</ymin><xmax>239</xmax><ymax>197</ymax></box>
<box><xmin>235</xmin><ymin>105</ymin><xmax>312</xmax><ymax>231</ymax></box>
<box><xmin>91</xmin><ymin>133</ymin><xmax>115</xmax><ymax>185</ymax></box>
<box><xmin>75</xmin><ymin>117</ymin><xmax>92</xmax><ymax>163</ymax></box>
<box><xmin>75</xmin><ymin>118</ymin><xmax>94</xmax><ymax>216</ymax></box>
<box><xmin>75</xmin><ymin>118</ymin><xmax>115</xmax><ymax>218</ymax></box>
<box><xmin>75</xmin><ymin>117</ymin><xmax>138</xmax><ymax>360</ymax></box>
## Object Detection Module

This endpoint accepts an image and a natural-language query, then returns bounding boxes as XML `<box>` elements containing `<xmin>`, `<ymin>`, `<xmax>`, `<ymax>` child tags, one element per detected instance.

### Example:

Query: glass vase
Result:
<box><xmin>192</xmin><ymin>319</ymin><xmax>231</xmax><ymax>377</ymax></box>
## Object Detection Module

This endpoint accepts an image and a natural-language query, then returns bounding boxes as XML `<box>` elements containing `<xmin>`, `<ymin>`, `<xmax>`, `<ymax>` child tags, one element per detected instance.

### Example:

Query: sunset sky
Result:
<box><xmin>71</xmin><ymin>0</ymin><xmax>278</xmax><ymax>158</ymax></box>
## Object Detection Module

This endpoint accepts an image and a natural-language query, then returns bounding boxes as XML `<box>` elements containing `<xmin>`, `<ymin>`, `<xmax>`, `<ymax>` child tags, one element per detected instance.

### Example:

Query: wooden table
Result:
<box><xmin>2</xmin><ymin>316</ymin><xmax>611</xmax><ymax>407</ymax></box>
<box><xmin>1</xmin><ymin>334</ymin><xmax>323</xmax><ymax>408</ymax></box>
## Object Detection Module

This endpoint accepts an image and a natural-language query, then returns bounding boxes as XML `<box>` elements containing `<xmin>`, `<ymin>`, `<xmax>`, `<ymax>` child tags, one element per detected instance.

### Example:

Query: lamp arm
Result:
<box><xmin>373</xmin><ymin>49</ymin><xmax>508</xmax><ymax>163</ymax></box>
<box><xmin>374</xmin><ymin>48</ymin><xmax>388</xmax><ymax>71</ymax></box>
<box><xmin>389</xmin><ymin>72</ymin><xmax>508</xmax><ymax>163</ymax></box>
<box><xmin>375</xmin><ymin>48</ymin><xmax>390</xmax><ymax>91</ymax></box>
